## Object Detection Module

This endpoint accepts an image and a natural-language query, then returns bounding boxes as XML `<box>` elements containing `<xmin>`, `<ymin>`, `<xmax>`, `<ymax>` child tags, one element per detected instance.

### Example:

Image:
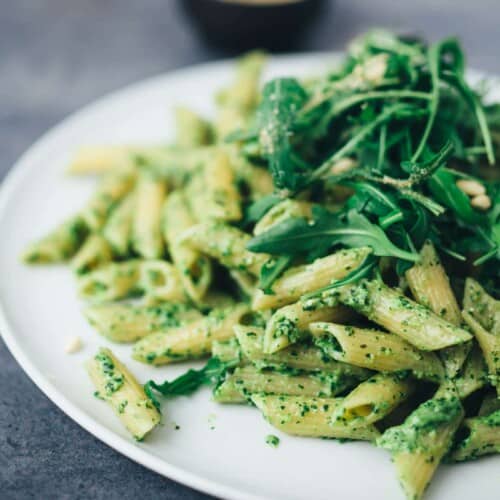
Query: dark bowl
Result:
<box><xmin>180</xmin><ymin>0</ymin><xmax>327</xmax><ymax>51</ymax></box>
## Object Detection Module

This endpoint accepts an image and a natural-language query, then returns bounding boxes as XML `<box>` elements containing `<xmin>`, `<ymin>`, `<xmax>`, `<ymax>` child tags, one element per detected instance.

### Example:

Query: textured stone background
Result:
<box><xmin>1</xmin><ymin>1</ymin><xmax>499</xmax><ymax>499</ymax></box>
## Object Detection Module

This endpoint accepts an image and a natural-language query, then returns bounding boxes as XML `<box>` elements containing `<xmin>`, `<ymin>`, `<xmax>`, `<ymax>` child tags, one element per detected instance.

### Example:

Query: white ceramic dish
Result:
<box><xmin>0</xmin><ymin>54</ymin><xmax>498</xmax><ymax>500</ymax></box>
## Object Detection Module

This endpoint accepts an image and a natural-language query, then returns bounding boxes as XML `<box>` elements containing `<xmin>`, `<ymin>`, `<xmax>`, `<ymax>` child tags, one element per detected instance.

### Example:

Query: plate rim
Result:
<box><xmin>0</xmin><ymin>52</ymin><xmax>336</xmax><ymax>500</ymax></box>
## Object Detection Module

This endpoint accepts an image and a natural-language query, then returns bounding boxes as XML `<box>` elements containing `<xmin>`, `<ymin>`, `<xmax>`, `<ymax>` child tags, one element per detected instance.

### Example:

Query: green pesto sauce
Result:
<box><xmin>377</xmin><ymin>397</ymin><xmax>462</xmax><ymax>454</ymax></box>
<box><xmin>265</xmin><ymin>434</ymin><xmax>280</xmax><ymax>448</ymax></box>
<box><xmin>95</xmin><ymin>352</ymin><xmax>124</xmax><ymax>396</ymax></box>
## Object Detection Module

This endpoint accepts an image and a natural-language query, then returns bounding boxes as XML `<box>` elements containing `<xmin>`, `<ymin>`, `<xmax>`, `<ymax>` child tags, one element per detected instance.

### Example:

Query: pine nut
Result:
<box><xmin>456</xmin><ymin>179</ymin><xmax>486</xmax><ymax>197</ymax></box>
<box><xmin>471</xmin><ymin>194</ymin><xmax>492</xmax><ymax>211</ymax></box>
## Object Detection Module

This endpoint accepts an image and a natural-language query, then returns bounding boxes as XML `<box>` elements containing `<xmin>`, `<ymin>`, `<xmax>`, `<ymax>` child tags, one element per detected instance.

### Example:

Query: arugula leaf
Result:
<box><xmin>144</xmin><ymin>357</ymin><xmax>237</xmax><ymax>410</ymax></box>
<box><xmin>259</xmin><ymin>255</ymin><xmax>293</xmax><ymax>294</ymax></box>
<box><xmin>255</xmin><ymin>78</ymin><xmax>308</xmax><ymax>191</ymax></box>
<box><xmin>247</xmin><ymin>207</ymin><xmax>418</xmax><ymax>262</ymax></box>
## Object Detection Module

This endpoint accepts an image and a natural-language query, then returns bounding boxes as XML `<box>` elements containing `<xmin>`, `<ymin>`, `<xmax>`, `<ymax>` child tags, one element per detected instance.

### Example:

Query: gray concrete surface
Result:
<box><xmin>1</xmin><ymin>1</ymin><xmax>499</xmax><ymax>498</ymax></box>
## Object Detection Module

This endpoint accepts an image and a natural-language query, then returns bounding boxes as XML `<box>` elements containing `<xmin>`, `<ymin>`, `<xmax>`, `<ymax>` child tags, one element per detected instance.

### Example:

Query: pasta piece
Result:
<box><xmin>174</xmin><ymin>107</ymin><xmax>213</xmax><ymax>147</ymax></box>
<box><xmin>181</xmin><ymin>222</ymin><xmax>269</xmax><ymax>276</ymax></box>
<box><xmin>87</xmin><ymin>348</ymin><xmax>160</xmax><ymax>440</ymax></box>
<box><xmin>215</xmin><ymin>51</ymin><xmax>266</xmax><ymax>139</ymax></box>
<box><xmin>71</xmin><ymin>233</ymin><xmax>113</xmax><ymax>275</ymax></box>
<box><xmin>406</xmin><ymin>241</ymin><xmax>468</xmax><ymax>376</ymax></box>
<box><xmin>253</xmin><ymin>248</ymin><xmax>372</xmax><ymax>310</ymax></box>
<box><xmin>85</xmin><ymin>302</ymin><xmax>202</xmax><ymax>343</ymax></box>
<box><xmin>264</xmin><ymin>300</ymin><xmax>355</xmax><ymax>354</ymax></box>
<box><xmin>162</xmin><ymin>191</ymin><xmax>212</xmax><ymax>303</ymax></box>
<box><xmin>204</xmin><ymin>150</ymin><xmax>242</xmax><ymax>221</ymax></box>
<box><xmin>214</xmin><ymin>365</ymin><xmax>358</xmax><ymax>403</ymax></box>
<box><xmin>234</xmin><ymin>325</ymin><xmax>371</xmax><ymax>378</ymax></box>
<box><xmin>252</xmin><ymin>394</ymin><xmax>379</xmax><ymax>441</ymax></box>
<box><xmin>103</xmin><ymin>192</ymin><xmax>135</xmax><ymax>257</ymax></box>
<box><xmin>454</xmin><ymin>344</ymin><xmax>489</xmax><ymax>399</ymax></box>
<box><xmin>132</xmin><ymin>171</ymin><xmax>166</xmax><ymax>259</ymax></box>
<box><xmin>213</xmin><ymin>377</ymin><xmax>247</xmax><ymax>403</ymax></box>
<box><xmin>332</xmin><ymin>372</ymin><xmax>415</xmax><ymax>426</ymax></box>
<box><xmin>338</xmin><ymin>279</ymin><xmax>472</xmax><ymax>350</ymax></box>
<box><xmin>78</xmin><ymin>260</ymin><xmax>141</xmax><ymax>302</ymax></box>
<box><xmin>377</xmin><ymin>390</ymin><xmax>464</xmax><ymax>500</ymax></box>
<box><xmin>253</xmin><ymin>199</ymin><xmax>313</xmax><ymax>235</ymax></box>
<box><xmin>211</xmin><ymin>338</ymin><xmax>244</xmax><ymax>364</ymax></box>
<box><xmin>81</xmin><ymin>167</ymin><xmax>136</xmax><ymax>230</ymax></box>
<box><xmin>22</xmin><ymin>215</ymin><xmax>88</xmax><ymax>263</ymax></box>
<box><xmin>451</xmin><ymin>410</ymin><xmax>500</xmax><ymax>462</ymax></box>
<box><xmin>133</xmin><ymin>305</ymin><xmax>250</xmax><ymax>365</ymax></box>
<box><xmin>462</xmin><ymin>310</ymin><xmax>500</xmax><ymax>396</ymax></box>
<box><xmin>139</xmin><ymin>260</ymin><xmax>186</xmax><ymax>304</ymax></box>
<box><xmin>67</xmin><ymin>145</ymin><xmax>133</xmax><ymax>174</ymax></box>
<box><xmin>463</xmin><ymin>277</ymin><xmax>500</xmax><ymax>333</ymax></box>
<box><xmin>309</xmin><ymin>323</ymin><xmax>444</xmax><ymax>382</ymax></box>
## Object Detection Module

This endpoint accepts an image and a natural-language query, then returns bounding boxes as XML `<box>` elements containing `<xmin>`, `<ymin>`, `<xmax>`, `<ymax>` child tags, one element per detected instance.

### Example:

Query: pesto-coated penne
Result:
<box><xmin>87</xmin><ymin>348</ymin><xmax>160</xmax><ymax>440</ymax></box>
<box><xmin>85</xmin><ymin>302</ymin><xmax>202</xmax><ymax>343</ymax></box>
<box><xmin>332</xmin><ymin>372</ymin><xmax>415</xmax><ymax>426</ymax></box>
<box><xmin>264</xmin><ymin>300</ymin><xmax>355</xmax><ymax>354</ymax></box>
<box><xmin>103</xmin><ymin>192</ymin><xmax>135</xmax><ymax>257</ymax></box>
<box><xmin>181</xmin><ymin>222</ymin><xmax>269</xmax><ymax>276</ymax></box>
<box><xmin>252</xmin><ymin>394</ymin><xmax>380</xmax><ymax>441</ymax></box>
<box><xmin>229</xmin><ymin>269</ymin><xmax>258</xmax><ymax>297</ymax></box>
<box><xmin>78</xmin><ymin>260</ymin><xmax>142</xmax><ymax>302</ymax></box>
<box><xmin>253</xmin><ymin>199</ymin><xmax>313</xmax><ymax>235</ymax></box>
<box><xmin>338</xmin><ymin>279</ymin><xmax>472</xmax><ymax>350</ymax></box>
<box><xmin>406</xmin><ymin>241</ymin><xmax>468</xmax><ymax>376</ymax></box>
<box><xmin>211</xmin><ymin>338</ymin><xmax>244</xmax><ymax>364</ymax></box>
<box><xmin>377</xmin><ymin>392</ymin><xmax>464</xmax><ymax>500</ymax></box>
<box><xmin>204</xmin><ymin>150</ymin><xmax>242</xmax><ymax>221</ymax></box>
<box><xmin>162</xmin><ymin>191</ymin><xmax>212</xmax><ymax>303</ymax></box>
<box><xmin>252</xmin><ymin>248</ymin><xmax>372</xmax><ymax>310</ymax></box>
<box><xmin>81</xmin><ymin>167</ymin><xmax>136</xmax><ymax>230</ymax></box>
<box><xmin>215</xmin><ymin>51</ymin><xmax>266</xmax><ymax>139</ymax></box>
<box><xmin>139</xmin><ymin>260</ymin><xmax>186</xmax><ymax>304</ymax></box>
<box><xmin>451</xmin><ymin>410</ymin><xmax>500</xmax><ymax>462</ymax></box>
<box><xmin>463</xmin><ymin>277</ymin><xmax>500</xmax><ymax>333</ymax></box>
<box><xmin>22</xmin><ymin>215</ymin><xmax>88</xmax><ymax>263</ymax></box>
<box><xmin>234</xmin><ymin>325</ymin><xmax>371</xmax><ymax>378</ymax></box>
<box><xmin>71</xmin><ymin>233</ymin><xmax>114</xmax><ymax>275</ymax></box>
<box><xmin>133</xmin><ymin>305</ymin><xmax>250</xmax><ymax>365</ymax></box>
<box><xmin>214</xmin><ymin>365</ymin><xmax>359</xmax><ymax>403</ymax></box>
<box><xmin>462</xmin><ymin>310</ymin><xmax>500</xmax><ymax>397</ymax></box>
<box><xmin>479</xmin><ymin>391</ymin><xmax>500</xmax><ymax>416</ymax></box>
<box><xmin>132</xmin><ymin>172</ymin><xmax>167</xmax><ymax>259</ymax></box>
<box><xmin>174</xmin><ymin>107</ymin><xmax>213</xmax><ymax>148</ymax></box>
<box><xmin>67</xmin><ymin>145</ymin><xmax>135</xmax><ymax>174</ymax></box>
<box><xmin>454</xmin><ymin>343</ymin><xmax>489</xmax><ymax>399</ymax></box>
<box><xmin>309</xmin><ymin>323</ymin><xmax>444</xmax><ymax>382</ymax></box>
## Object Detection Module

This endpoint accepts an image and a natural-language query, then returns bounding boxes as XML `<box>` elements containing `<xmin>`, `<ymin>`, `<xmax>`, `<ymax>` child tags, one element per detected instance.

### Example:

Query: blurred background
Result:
<box><xmin>1</xmin><ymin>1</ymin><xmax>500</xmax><ymax>498</ymax></box>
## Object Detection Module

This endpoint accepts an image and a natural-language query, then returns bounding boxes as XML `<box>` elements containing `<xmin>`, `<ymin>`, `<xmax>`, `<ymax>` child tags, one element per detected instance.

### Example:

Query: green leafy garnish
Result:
<box><xmin>144</xmin><ymin>357</ymin><xmax>237</xmax><ymax>410</ymax></box>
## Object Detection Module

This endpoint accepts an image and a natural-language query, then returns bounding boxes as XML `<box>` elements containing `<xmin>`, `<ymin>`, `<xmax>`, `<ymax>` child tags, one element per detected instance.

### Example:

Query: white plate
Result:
<box><xmin>0</xmin><ymin>54</ymin><xmax>498</xmax><ymax>500</ymax></box>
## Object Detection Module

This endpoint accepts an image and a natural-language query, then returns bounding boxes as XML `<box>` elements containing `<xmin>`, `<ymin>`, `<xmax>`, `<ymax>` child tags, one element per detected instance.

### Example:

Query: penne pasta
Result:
<box><xmin>132</xmin><ymin>171</ymin><xmax>167</xmax><ymax>259</ymax></box>
<box><xmin>174</xmin><ymin>107</ymin><xmax>213</xmax><ymax>147</ymax></box>
<box><xmin>103</xmin><ymin>192</ymin><xmax>135</xmax><ymax>257</ymax></box>
<box><xmin>252</xmin><ymin>248</ymin><xmax>372</xmax><ymax>310</ymax></box>
<box><xmin>338</xmin><ymin>279</ymin><xmax>472</xmax><ymax>350</ymax></box>
<box><xmin>332</xmin><ymin>372</ymin><xmax>415</xmax><ymax>426</ymax></box>
<box><xmin>71</xmin><ymin>233</ymin><xmax>114</xmax><ymax>275</ymax></box>
<box><xmin>264</xmin><ymin>300</ymin><xmax>355</xmax><ymax>353</ymax></box>
<box><xmin>181</xmin><ymin>221</ymin><xmax>269</xmax><ymax>276</ymax></box>
<box><xmin>253</xmin><ymin>199</ymin><xmax>313</xmax><ymax>235</ymax></box>
<box><xmin>309</xmin><ymin>323</ymin><xmax>444</xmax><ymax>382</ymax></box>
<box><xmin>67</xmin><ymin>145</ymin><xmax>134</xmax><ymax>175</ymax></box>
<box><xmin>139</xmin><ymin>260</ymin><xmax>186</xmax><ymax>304</ymax></box>
<box><xmin>454</xmin><ymin>343</ymin><xmax>489</xmax><ymax>399</ymax></box>
<box><xmin>132</xmin><ymin>305</ymin><xmax>250</xmax><ymax>365</ymax></box>
<box><xmin>85</xmin><ymin>302</ymin><xmax>202</xmax><ymax>343</ymax></box>
<box><xmin>87</xmin><ymin>348</ymin><xmax>160</xmax><ymax>440</ymax></box>
<box><xmin>22</xmin><ymin>215</ymin><xmax>88</xmax><ymax>263</ymax></box>
<box><xmin>252</xmin><ymin>394</ymin><xmax>380</xmax><ymax>441</ymax></box>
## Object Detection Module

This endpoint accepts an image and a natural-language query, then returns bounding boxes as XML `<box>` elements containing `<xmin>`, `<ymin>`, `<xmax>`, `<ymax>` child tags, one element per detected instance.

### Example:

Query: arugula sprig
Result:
<box><xmin>144</xmin><ymin>357</ymin><xmax>237</xmax><ymax>411</ymax></box>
